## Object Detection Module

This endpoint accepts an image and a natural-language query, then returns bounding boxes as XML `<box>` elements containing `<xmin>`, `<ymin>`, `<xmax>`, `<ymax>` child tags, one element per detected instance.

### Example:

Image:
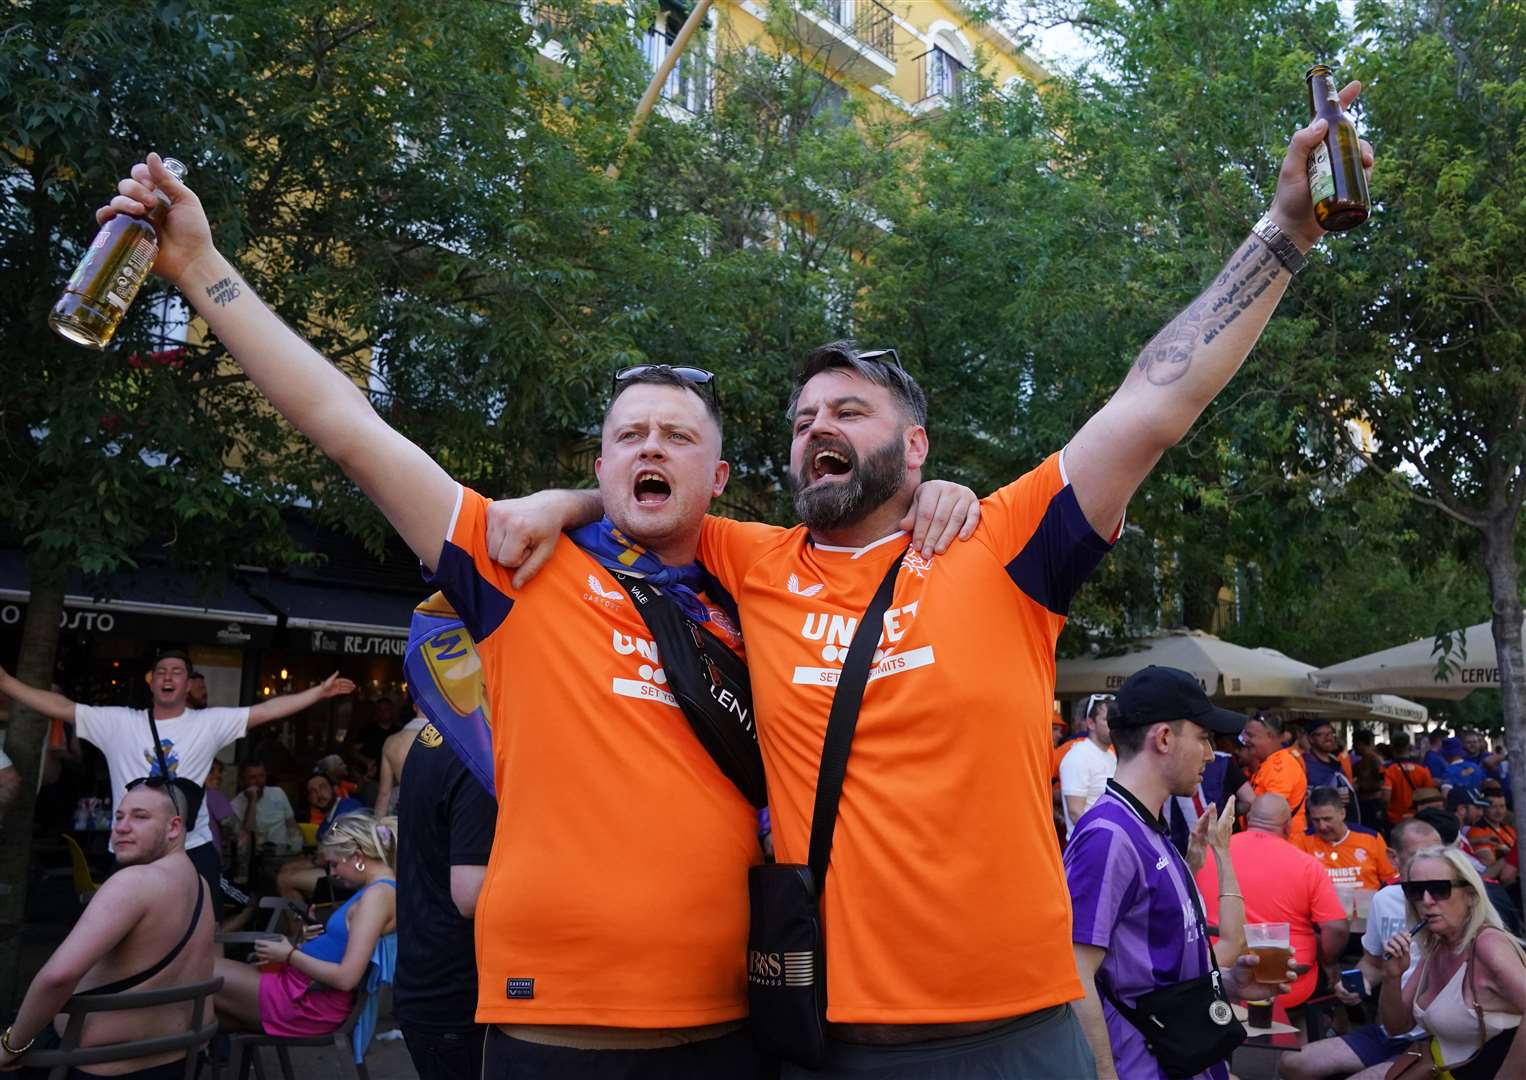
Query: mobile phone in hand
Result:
<box><xmin>1340</xmin><ymin>968</ymin><xmax>1366</xmax><ymax>997</ymax></box>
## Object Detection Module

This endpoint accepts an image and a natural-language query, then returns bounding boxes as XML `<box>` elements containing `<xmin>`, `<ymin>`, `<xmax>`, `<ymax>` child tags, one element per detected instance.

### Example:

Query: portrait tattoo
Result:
<box><xmin>1135</xmin><ymin>237</ymin><xmax>1281</xmax><ymax>385</ymax></box>
<box><xmin>206</xmin><ymin>276</ymin><xmax>242</xmax><ymax>307</ymax></box>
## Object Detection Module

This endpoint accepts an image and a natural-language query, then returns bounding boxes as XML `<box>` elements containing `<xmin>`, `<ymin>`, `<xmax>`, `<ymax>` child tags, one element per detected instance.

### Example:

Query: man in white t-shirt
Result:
<box><xmin>0</xmin><ymin>651</ymin><xmax>354</xmax><ymax>917</ymax></box>
<box><xmin>1059</xmin><ymin>695</ymin><xmax>1116</xmax><ymax>839</ymax></box>
<box><xmin>1279</xmin><ymin>817</ymin><xmax>1442</xmax><ymax>1080</ymax></box>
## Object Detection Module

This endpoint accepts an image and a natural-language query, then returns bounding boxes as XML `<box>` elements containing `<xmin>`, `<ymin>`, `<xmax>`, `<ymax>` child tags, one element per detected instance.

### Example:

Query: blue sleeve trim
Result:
<box><xmin>423</xmin><ymin>540</ymin><xmax>514</xmax><ymax>642</ymax></box>
<box><xmin>1004</xmin><ymin>484</ymin><xmax>1114</xmax><ymax>616</ymax></box>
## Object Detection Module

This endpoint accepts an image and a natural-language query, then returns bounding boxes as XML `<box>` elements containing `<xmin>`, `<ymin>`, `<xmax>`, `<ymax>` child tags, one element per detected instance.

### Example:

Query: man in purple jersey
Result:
<box><xmin>1066</xmin><ymin>666</ymin><xmax>1298</xmax><ymax>1080</ymax></box>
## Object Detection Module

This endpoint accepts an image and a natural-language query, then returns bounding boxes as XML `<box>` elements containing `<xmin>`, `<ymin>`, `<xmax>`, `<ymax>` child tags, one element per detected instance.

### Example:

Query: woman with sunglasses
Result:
<box><xmin>1379</xmin><ymin>846</ymin><xmax>1525</xmax><ymax>1078</ymax></box>
<box><xmin>211</xmin><ymin>812</ymin><xmax>398</xmax><ymax>1039</ymax></box>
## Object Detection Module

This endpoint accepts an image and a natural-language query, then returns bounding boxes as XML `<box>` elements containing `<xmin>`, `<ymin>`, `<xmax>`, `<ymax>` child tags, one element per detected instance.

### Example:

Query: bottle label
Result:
<box><xmin>1308</xmin><ymin>142</ymin><xmax>1335</xmax><ymax>204</ymax></box>
<box><xmin>104</xmin><ymin>234</ymin><xmax>157</xmax><ymax>312</ymax></box>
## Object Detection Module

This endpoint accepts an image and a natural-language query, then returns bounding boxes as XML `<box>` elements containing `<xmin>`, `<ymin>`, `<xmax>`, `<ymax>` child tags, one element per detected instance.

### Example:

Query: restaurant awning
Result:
<box><xmin>1310</xmin><ymin>619</ymin><xmax>1518</xmax><ymax>700</ymax></box>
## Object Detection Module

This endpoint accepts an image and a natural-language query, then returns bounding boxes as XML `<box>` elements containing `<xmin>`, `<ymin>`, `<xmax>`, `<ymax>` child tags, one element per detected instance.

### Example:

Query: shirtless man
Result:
<box><xmin>373</xmin><ymin>703</ymin><xmax>428</xmax><ymax>815</ymax></box>
<box><xmin>0</xmin><ymin>784</ymin><xmax>214</xmax><ymax>1077</ymax></box>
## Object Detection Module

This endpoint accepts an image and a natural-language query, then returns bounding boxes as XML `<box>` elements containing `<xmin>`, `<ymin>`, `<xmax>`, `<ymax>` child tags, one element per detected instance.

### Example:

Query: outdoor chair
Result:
<box><xmin>21</xmin><ymin>976</ymin><xmax>222</xmax><ymax>1080</ymax></box>
<box><xmin>63</xmin><ymin>834</ymin><xmax>102</xmax><ymax>903</ymax></box>
<box><xmin>216</xmin><ymin>933</ymin><xmax>395</xmax><ymax>1080</ymax></box>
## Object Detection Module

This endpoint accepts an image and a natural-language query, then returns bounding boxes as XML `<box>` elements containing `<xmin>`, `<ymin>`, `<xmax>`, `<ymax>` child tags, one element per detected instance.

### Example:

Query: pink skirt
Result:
<box><xmin>257</xmin><ymin>963</ymin><xmax>353</xmax><ymax>1037</ymax></box>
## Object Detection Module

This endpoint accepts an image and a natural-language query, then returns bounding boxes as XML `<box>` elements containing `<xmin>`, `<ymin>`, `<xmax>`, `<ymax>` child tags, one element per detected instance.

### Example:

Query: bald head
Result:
<box><xmin>1391</xmin><ymin>818</ymin><xmax>1443</xmax><ymax>874</ymax></box>
<box><xmin>1247</xmin><ymin>792</ymin><xmax>1291</xmax><ymax>835</ymax></box>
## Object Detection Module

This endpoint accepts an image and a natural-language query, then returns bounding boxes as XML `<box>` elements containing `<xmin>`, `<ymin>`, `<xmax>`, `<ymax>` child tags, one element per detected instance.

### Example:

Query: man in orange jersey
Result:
<box><xmin>1383</xmin><ymin>733</ymin><xmax>1434</xmax><ymax>826</ymax></box>
<box><xmin>110</xmin><ymin>154</ymin><xmax>985</xmax><ymax>1079</ymax></box>
<box><xmin>490</xmin><ymin>99</ymin><xmax>1375</xmax><ymax>1074</ymax></box>
<box><xmin>1244</xmin><ymin>713</ymin><xmax>1309</xmax><ymax>835</ymax></box>
<box><xmin>1294</xmin><ymin>787</ymin><xmax>1396</xmax><ymax>893</ymax></box>
<box><xmin>1470</xmin><ymin>783</ymin><xmax>1518</xmax><ymax>867</ymax></box>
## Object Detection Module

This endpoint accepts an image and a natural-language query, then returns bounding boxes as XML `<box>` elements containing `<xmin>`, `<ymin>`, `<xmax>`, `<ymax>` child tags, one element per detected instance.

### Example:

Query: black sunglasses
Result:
<box><xmin>613</xmin><ymin>364</ymin><xmax>720</xmax><ymax>412</ymax></box>
<box><xmin>854</xmin><ymin>348</ymin><xmax>903</xmax><ymax>370</ymax></box>
<box><xmin>1401</xmin><ymin>879</ymin><xmax>1472</xmax><ymax>904</ymax></box>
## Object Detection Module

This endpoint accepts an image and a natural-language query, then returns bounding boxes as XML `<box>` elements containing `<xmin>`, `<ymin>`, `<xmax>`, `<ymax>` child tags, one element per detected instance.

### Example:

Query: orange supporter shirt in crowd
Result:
<box><xmin>1469</xmin><ymin>823</ymin><xmax>1518</xmax><ymax>864</ymax></box>
<box><xmin>698</xmin><ymin>451</ymin><xmax>1116</xmax><ymax>1024</ymax></box>
<box><xmin>1197</xmin><ymin>832</ymin><xmax>1346</xmax><ymax>1007</ymax></box>
<box><xmin>1052</xmin><ymin>736</ymin><xmax>1082</xmax><ymax>785</ymax></box>
<box><xmin>430</xmin><ymin>488</ymin><xmax>761</xmax><ymax>1027</ymax></box>
<box><xmin>1252</xmin><ymin>747</ymin><xmax>1308</xmax><ymax>835</ymax></box>
<box><xmin>1384</xmin><ymin>760</ymin><xmax>1434</xmax><ymax>825</ymax></box>
<box><xmin>1293</xmin><ymin>827</ymin><xmax>1397</xmax><ymax>892</ymax></box>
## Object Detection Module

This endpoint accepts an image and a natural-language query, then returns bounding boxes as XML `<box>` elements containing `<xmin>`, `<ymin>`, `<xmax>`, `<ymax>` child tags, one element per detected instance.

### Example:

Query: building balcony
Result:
<box><xmin>640</xmin><ymin>27</ymin><xmax>710</xmax><ymax>115</ymax></box>
<box><xmin>792</xmin><ymin>0</ymin><xmax>896</xmax><ymax>86</ymax></box>
<box><xmin>913</xmin><ymin>47</ymin><xmax>974</xmax><ymax>113</ymax></box>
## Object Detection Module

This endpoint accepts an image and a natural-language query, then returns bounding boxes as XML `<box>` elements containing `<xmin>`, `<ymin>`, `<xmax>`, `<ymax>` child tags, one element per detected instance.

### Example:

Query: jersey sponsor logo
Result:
<box><xmin>583</xmin><ymin>574</ymin><xmax>625</xmax><ymax>611</ymax></box>
<box><xmin>610</xmin><ymin>630</ymin><xmax>678</xmax><ymax>708</ymax></box>
<box><xmin>793</xmin><ymin>602</ymin><xmax>933</xmax><ymax>685</ymax></box>
<box><xmin>787</xmin><ymin>573</ymin><xmax>825</xmax><ymax>597</ymax></box>
<box><xmin>792</xmin><ymin>646</ymin><xmax>936</xmax><ymax>686</ymax></box>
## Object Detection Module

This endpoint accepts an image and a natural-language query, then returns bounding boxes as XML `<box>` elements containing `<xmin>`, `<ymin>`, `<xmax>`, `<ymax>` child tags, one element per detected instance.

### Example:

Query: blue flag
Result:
<box><xmin>404</xmin><ymin>592</ymin><xmax>494</xmax><ymax>795</ymax></box>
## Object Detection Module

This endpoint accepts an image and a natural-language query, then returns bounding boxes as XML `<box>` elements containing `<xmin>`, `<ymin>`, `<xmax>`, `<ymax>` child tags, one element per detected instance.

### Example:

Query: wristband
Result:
<box><xmin>1220</xmin><ymin>892</ymin><xmax>1243</xmax><ymax>899</ymax></box>
<box><xmin>1</xmin><ymin>1025</ymin><xmax>34</xmax><ymax>1057</ymax></box>
<box><xmin>1251</xmin><ymin>215</ymin><xmax>1308</xmax><ymax>276</ymax></box>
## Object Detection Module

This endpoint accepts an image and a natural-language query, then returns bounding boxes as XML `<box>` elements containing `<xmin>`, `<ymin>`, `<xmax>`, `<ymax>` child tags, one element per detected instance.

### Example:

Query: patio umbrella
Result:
<box><xmin>1309</xmin><ymin>619</ymin><xmax>1521</xmax><ymax>700</ymax></box>
<box><xmin>1056</xmin><ymin>629</ymin><xmax>1373</xmax><ymax>717</ymax></box>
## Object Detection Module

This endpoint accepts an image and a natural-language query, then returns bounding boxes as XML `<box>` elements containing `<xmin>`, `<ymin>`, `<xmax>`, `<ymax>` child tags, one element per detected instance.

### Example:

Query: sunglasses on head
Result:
<box><xmin>1401</xmin><ymin>879</ymin><xmax>1471</xmax><ymax>904</ymax></box>
<box><xmin>612</xmin><ymin>364</ymin><xmax>721</xmax><ymax>412</ymax></box>
<box><xmin>853</xmin><ymin>348</ymin><xmax>903</xmax><ymax>371</ymax></box>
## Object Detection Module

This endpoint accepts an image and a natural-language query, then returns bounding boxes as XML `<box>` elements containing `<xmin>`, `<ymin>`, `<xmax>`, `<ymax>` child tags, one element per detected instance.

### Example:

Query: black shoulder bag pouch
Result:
<box><xmin>611</xmin><ymin>569</ymin><xmax>767</xmax><ymax>809</ymax></box>
<box><xmin>1095</xmin><ymin>871</ymin><xmax>1246</xmax><ymax>1078</ymax></box>
<box><xmin>746</xmin><ymin>549</ymin><xmax>906</xmax><ymax>1069</ymax></box>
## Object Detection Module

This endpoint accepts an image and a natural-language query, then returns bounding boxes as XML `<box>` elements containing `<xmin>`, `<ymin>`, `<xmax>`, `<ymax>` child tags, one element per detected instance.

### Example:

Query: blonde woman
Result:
<box><xmin>1379</xmin><ymin>846</ymin><xmax>1525</xmax><ymax>1078</ymax></box>
<box><xmin>213</xmin><ymin>813</ymin><xmax>397</xmax><ymax>1037</ymax></box>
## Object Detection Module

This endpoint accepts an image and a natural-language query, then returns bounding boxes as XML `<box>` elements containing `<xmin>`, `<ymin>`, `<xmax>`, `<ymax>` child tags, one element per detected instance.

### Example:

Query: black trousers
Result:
<box><xmin>185</xmin><ymin>842</ymin><xmax>224</xmax><ymax>922</ymax></box>
<box><xmin>402</xmin><ymin>1025</ymin><xmax>486</xmax><ymax>1080</ymax></box>
<box><xmin>483</xmin><ymin>1026</ymin><xmax>774</xmax><ymax>1079</ymax></box>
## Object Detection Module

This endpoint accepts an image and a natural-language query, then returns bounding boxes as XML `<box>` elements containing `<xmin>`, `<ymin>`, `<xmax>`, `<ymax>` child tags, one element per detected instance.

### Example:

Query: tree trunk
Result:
<box><xmin>1479</xmin><ymin>521</ymin><xmax>1525</xmax><ymax>888</ymax></box>
<box><xmin>0</xmin><ymin>566</ymin><xmax>65</xmax><ymax>1009</ymax></box>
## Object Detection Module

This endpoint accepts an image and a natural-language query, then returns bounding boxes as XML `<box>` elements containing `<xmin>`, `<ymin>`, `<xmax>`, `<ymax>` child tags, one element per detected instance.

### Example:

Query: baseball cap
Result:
<box><xmin>1441</xmin><ymin>736</ymin><xmax>1465</xmax><ymax>758</ymax></box>
<box><xmin>1115</xmin><ymin>666</ymin><xmax>1247</xmax><ymax>735</ymax></box>
<box><xmin>1446</xmin><ymin>787</ymin><xmax>1490</xmax><ymax>810</ymax></box>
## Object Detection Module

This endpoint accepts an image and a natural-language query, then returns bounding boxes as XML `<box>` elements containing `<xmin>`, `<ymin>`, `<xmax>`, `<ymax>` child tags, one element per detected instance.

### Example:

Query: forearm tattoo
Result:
<box><xmin>206</xmin><ymin>276</ymin><xmax>242</xmax><ymax>307</ymax></box>
<box><xmin>1134</xmin><ymin>236</ymin><xmax>1281</xmax><ymax>386</ymax></box>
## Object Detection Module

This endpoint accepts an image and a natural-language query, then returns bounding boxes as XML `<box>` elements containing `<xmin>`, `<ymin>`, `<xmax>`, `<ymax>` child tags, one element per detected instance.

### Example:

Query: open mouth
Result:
<box><xmin>809</xmin><ymin>447</ymin><xmax>853</xmax><ymax>484</ymax></box>
<box><xmin>633</xmin><ymin>471</ymin><xmax>672</xmax><ymax>506</ymax></box>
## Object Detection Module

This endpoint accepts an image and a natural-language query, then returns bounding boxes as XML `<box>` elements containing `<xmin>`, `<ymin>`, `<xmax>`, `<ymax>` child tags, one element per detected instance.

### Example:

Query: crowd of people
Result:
<box><xmin>2</xmin><ymin>85</ymin><xmax>1524</xmax><ymax>1080</ymax></box>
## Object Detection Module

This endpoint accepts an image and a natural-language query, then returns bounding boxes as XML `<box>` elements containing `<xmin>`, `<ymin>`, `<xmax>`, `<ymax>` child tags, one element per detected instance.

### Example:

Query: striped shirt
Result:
<box><xmin>1066</xmin><ymin>779</ymin><xmax>1230</xmax><ymax>1080</ymax></box>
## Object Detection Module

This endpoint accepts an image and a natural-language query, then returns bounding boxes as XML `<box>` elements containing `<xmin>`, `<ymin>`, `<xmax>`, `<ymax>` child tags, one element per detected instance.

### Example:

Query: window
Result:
<box><xmin>640</xmin><ymin>19</ymin><xmax>708</xmax><ymax>114</ymax></box>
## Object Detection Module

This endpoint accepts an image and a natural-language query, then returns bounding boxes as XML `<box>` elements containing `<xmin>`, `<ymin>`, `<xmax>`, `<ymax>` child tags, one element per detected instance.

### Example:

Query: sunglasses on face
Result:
<box><xmin>1401</xmin><ymin>879</ymin><xmax>1471</xmax><ymax>904</ymax></box>
<box><xmin>612</xmin><ymin>364</ymin><xmax>721</xmax><ymax>412</ymax></box>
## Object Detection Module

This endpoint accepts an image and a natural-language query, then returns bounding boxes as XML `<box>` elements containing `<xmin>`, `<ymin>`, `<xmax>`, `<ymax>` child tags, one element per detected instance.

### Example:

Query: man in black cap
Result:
<box><xmin>1066</xmin><ymin>666</ymin><xmax>1297</xmax><ymax>1080</ymax></box>
<box><xmin>1302</xmin><ymin>717</ymin><xmax>1360</xmax><ymax>827</ymax></box>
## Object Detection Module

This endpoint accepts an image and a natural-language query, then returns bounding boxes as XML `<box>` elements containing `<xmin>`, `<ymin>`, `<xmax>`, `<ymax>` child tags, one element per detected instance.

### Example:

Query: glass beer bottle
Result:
<box><xmin>49</xmin><ymin>157</ymin><xmax>188</xmax><ymax>349</ymax></box>
<box><xmin>1305</xmin><ymin>64</ymin><xmax>1369</xmax><ymax>232</ymax></box>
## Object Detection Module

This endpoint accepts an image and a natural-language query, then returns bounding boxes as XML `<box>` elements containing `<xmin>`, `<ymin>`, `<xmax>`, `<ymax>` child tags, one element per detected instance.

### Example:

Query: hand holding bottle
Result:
<box><xmin>95</xmin><ymin>153</ymin><xmax>217</xmax><ymax>290</ymax></box>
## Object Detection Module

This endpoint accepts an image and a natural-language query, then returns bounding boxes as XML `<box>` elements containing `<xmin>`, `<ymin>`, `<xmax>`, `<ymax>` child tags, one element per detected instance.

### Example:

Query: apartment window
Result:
<box><xmin>640</xmin><ymin>18</ymin><xmax>708</xmax><ymax>114</ymax></box>
<box><xmin>927</xmin><ymin>46</ymin><xmax>964</xmax><ymax>101</ymax></box>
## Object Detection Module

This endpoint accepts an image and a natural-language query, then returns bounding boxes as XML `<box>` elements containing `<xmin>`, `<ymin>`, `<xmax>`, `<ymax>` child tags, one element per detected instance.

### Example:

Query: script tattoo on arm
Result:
<box><xmin>205</xmin><ymin>276</ymin><xmax>242</xmax><ymax>307</ymax></box>
<box><xmin>1134</xmin><ymin>237</ymin><xmax>1282</xmax><ymax>386</ymax></box>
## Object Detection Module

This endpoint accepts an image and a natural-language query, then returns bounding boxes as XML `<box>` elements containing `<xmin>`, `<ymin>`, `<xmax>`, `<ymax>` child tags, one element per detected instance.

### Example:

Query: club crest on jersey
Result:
<box><xmin>787</xmin><ymin>574</ymin><xmax>825</xmax><ymax>597</ymax></box>
<box><xmin>1354</xmin><ymin>848</ymin><xmax>1367</xmax><ymax>862</ymax></box>
<box><xmin>901</xmin><ymin>550</ymin><xmax>936</xmax><ymax>579</ymax></box>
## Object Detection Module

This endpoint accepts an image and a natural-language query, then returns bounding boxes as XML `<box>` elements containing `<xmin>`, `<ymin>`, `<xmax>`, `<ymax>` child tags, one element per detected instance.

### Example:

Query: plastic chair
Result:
<box><xmin>63</xmin><ymin>835</ymin><xmax>102</xmax><ymax>903</ymax></box>
<box><xmin>23</xmin><ymin>976</ymin><xmax>222</xmax><ymax>1080</ymax></box>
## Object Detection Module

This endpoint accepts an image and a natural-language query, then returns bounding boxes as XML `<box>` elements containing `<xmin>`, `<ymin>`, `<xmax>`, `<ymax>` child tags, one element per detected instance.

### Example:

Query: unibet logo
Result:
<box><xmin>612</xmin><ymin>630</ymin><xmax>666</xmax><ymax>685</ymax></box>
<box><xmin>800</xmin><ymin>602</ymin><xmax>919</xmax><ymax>663</ymax></box>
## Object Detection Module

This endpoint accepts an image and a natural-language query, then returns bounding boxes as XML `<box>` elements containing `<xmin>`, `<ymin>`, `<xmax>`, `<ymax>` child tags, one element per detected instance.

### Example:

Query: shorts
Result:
<box><xmin>483</xmin><ymin>1024</ymin><xmax>773</xmax><ymax>1079</ymax></box>
<box><xmin>780</xmin><ymin>1004</ymin><xmax>1096</xmax><ymax>1080</ymax></box>
<box><xmin>1340</xmin><ymin>1024</ymin><xmax>1413</xmax><ymax>1067</ymax></box>
<box><xmin>257</xmin><ymin>963</ymin><xmax>353</xmax><ymax>1038</ymax></box>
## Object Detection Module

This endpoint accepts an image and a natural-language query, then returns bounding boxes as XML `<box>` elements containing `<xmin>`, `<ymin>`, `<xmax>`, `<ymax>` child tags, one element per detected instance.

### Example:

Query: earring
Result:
<box><xmin>354</xmin><ymin>857</ymin><xmax>366</xmax><ymax>873</ymax></box>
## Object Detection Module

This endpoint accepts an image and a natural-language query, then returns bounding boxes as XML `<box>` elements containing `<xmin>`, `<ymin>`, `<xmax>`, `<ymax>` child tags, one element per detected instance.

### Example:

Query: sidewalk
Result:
<box><xmin>246</xmin><ymin>1030</ymin><xmax>418</xmax><ymax>1078</ymax></box>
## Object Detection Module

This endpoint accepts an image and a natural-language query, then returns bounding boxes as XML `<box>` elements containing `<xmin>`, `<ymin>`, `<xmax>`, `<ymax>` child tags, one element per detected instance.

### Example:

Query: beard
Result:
<box><xmin>790</xmin><ymin>433</ymin><xmax>907</xmax><ymax>533</ymax></box>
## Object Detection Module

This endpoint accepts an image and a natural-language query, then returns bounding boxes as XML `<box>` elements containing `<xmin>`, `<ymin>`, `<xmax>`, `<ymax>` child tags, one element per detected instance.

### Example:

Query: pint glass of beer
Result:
<box><xmin>1245</xmin><ymin>922</ymin><xmax>1293</xmax><ymax>983</ymax></box>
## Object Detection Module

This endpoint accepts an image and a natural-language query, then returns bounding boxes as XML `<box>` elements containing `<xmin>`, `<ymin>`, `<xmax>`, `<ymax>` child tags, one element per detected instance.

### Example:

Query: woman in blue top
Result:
<box><xmin>276</xmin><ymin>772</ymin><xmax>368</xmax><ymax>903</ymax></box>
<box><xmin>213</xmin><ymin>812</ymin><xmax>397</xmax><ymax>1037</ymax></box>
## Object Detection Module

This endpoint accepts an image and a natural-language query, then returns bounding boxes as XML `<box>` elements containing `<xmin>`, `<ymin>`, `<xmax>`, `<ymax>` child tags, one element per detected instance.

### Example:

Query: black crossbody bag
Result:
<box><xmin>610</xmin><ymin>569</ymin><xmax>768</xmax><ymax>809</ymax></box>
<box><xmin>746</xmin><ymin>550</ymin><xmax>906</xmax><ymax>1068</ymax></box>
<box><xmin>1095</xmin><ymin>866</ymin><xmax>1246</xmax><ymax>1078</ymax></box>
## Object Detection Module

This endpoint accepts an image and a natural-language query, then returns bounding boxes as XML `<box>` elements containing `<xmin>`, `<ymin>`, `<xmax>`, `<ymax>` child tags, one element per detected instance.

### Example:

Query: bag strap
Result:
<box><xmin>82</xmin><ymin>872</ymin><xmax>205</xmax><ymax>996</ymax></box>
<box><xmin>807</xmin><ymin>549</ymin><xmax>908</xmax><ymax>898</ymax></box>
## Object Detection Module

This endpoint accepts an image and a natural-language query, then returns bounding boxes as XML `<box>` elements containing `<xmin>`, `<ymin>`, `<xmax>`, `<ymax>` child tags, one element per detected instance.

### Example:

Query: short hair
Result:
<box><xmin>1391</xmin><ymin>732</ymin><xmax>1412</xmax><ymax>753</ymax></box>
<box><xmin>1248</xmin><ymin>712</ymin><xmax>1284</xmax><ymax>736</ymax></box>
<box><xmin>1112</xmin><ymin>718</ymin><xmax>1183</xmax><ymax>761</ymax></box>
<box><xmin>151</xmin><ymin>650</ymin><xmax>190</xmax><ymax>671</ymax></box>
<box><xmin>606</xmin><ymin>366</ymin><xmax>722</xmax><ymax>436</ymax></box>
<box><xmin>1307</xmin><ymin>787</ymin><xmax>1345</xmax><ymax>812</ymax></box>
<box><xmin>1353</xmin><ymin>728</ymin><xmax>1374</xmax><ymax>746</ymax></box>
<box><xmin>786</xmin><ymin>340</ymin><xmax>928</xmax><ymax>428</ymax></box>
<box><xmin>1391</xmin><ymin>816</ymin><xmax>1440</xmax><ymax>853</ymax></box>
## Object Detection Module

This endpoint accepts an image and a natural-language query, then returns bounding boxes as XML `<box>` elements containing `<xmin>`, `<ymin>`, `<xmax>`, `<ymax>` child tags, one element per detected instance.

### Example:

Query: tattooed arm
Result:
<box><xmin>98</xmin><ymin>155</ymin><xmax>458</xmax><ymax>571</ymax></box>
<box><xmin>1063</xmin><ymin>83</ymin><xmax>1373</xmax><ymax>536</ymax></box>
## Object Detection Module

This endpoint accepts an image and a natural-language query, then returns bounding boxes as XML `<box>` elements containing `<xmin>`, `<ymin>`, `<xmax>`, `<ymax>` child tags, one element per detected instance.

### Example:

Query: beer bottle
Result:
<box><xmin>49</xmin><ymin>157</ymin><xmax>188</xmax><ymax>349</ymax></box>
<box><xmin>1305</xmin><ymin>64</ymin><xmax>1369</xmax><ymax>232</ymax></box>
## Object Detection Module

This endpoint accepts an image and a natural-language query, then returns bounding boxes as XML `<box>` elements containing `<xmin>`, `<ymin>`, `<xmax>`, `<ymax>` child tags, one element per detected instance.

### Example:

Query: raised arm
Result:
<box><xmin>1064</xmin><ymin>84</ymin><xmax>1374</xmax><ymax>534</ymax></box>
<box><xmin>105</xmin><ymin>155</ymin><xmax>458</xmax><ymax>570</ymax></box>
<box><xmin>247</xmin><ymin>673</ymin><xmax>356</xmax><ymax>731</ymax></box>
<box><xmin>0</xmin><ymin>665</ymin><xmax>77</xmax><ymax>723</ymax></box>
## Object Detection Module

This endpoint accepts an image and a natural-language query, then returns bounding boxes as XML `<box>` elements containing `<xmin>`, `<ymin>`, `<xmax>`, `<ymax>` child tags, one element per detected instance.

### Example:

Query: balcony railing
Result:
<box><xmin>915</xmin><ymin>47</ymin><xmax>973</xmax><ymax>108</ymax></box>
<box><xmin>640</xmin><ymin>28</ymin><xmax>709</xmax><ymax>115</ymax></box>
<box><xmin>815</xmin><ymin>0</ymin><xmax>896</xmax><ymax>60</ymax></box>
